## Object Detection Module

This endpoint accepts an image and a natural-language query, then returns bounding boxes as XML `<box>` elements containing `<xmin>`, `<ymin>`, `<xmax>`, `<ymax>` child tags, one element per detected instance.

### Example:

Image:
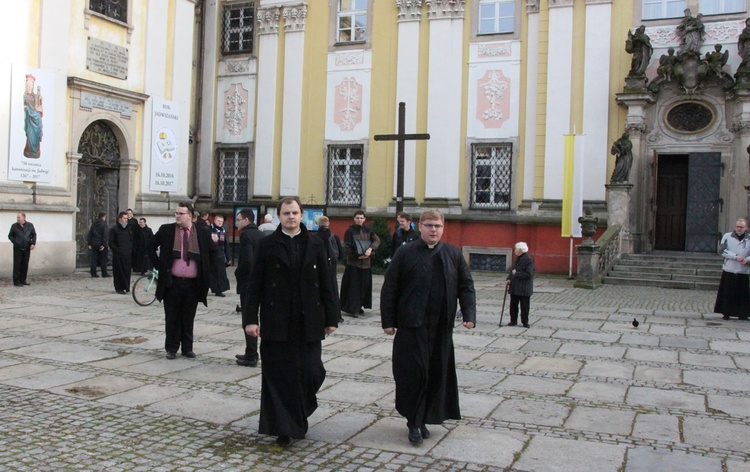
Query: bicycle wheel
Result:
<box><xmin>132</xmin><ymin>274</ymin><xmax>157</xmax><ymax>306</ymax></box>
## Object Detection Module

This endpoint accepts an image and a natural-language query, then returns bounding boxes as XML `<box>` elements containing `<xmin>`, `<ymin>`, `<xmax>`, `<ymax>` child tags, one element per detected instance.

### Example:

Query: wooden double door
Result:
<box><xmin>654</xmin><ymin>153</ymin><xmax>721</xmax><ymax>252</ymax></box>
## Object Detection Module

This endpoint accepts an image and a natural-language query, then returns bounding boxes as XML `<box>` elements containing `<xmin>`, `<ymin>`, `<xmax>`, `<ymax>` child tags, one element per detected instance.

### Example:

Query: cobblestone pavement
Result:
<box><xmin>1</xmin><ymin>271</ymin><xmax>750</xmax><ymax>471</ymax></box>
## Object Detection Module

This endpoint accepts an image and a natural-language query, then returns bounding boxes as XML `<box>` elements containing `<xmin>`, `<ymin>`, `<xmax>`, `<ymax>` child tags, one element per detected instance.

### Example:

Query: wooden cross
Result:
<box><xmin>374</xmin><ymin>102</ymin><xmax>430</xmax><ymax>214</ymax></box>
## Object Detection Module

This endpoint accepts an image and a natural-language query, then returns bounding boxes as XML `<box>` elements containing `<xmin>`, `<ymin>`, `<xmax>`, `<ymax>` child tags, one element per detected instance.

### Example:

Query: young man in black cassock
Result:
<box><xmin>243</xmin><ymin>197</ymin><xmax>339</xmax><ymax>446</ymax></box>
<box><xmin>380</xmin><ymin>209</ymin><xmax>476</xmax><ymax>445</ymax></box>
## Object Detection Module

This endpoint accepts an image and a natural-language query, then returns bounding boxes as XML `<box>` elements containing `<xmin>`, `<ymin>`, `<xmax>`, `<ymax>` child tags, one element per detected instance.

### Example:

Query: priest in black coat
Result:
<box><xmin>380</xmin><ymin>209</ymin><xmax>476</xmax><ymax>445</ymax></box>
<box><xmin>243</xmin><ymin>197</ymin><xmax>339</xmax><ymax>447</ymax></box>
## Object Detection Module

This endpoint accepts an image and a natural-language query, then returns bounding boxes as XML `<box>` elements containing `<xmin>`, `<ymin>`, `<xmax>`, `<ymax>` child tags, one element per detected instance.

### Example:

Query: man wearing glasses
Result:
<box><xmin>380</xmin><ymin>209</ymin><xmax>476</xmax><ymax>445</ymax></box>
<box><xmin>149</xmin><ymin>202</ymin><xmax>216</xmax><ymax>359</ymax></box>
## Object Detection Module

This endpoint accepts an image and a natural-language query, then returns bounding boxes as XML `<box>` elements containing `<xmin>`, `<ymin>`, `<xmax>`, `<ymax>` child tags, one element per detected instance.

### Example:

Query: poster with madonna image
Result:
<box><xmin>8</xmin><ymin>65</ymin><xmax>55</xmax><ymax>183</ymax></box>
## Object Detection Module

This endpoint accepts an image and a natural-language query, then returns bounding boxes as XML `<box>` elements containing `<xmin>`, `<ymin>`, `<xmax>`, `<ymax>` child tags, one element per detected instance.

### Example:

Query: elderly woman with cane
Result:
<box><xmin>505</xmin><ymin>242</ymin><xmax>534</xmax><ymax>328</ymax></box>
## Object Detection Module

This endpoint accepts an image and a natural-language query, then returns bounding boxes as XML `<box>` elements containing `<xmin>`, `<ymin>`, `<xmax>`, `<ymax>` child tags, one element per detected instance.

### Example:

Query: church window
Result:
<box><xmin>700</xmin><ymin>0</ymin><xmax>745</xmax><ymax>15</ymax></box>
<box><xmin>666</xmin><ymin>102</ymin><xmax>714</xmax><ymax>133</ymax></box>
<box><xmin>89</xmin><ymin>0</ymin><xmax>127</xmax><ymax>22</ymax></box>
<box><xmin>643</xmin><ymin>0</ymin><xmax>686</xmax><ymax>19</ymax></box>
<box><xmin>478</xmin><ymin>0</ymin><xmax>515</xmax><ymax>35</ymax></box>
<box><xmin>217</xmin><ymin>149</ymin><xmax>250</xmax><ymax>203</ymax></box>
<box><xmin>337</xmin><ymin>0</ymin><xmax>367</xmax><ymax>43</ymax></box>
<box><xmin>222</xmin><ymin>2</ymin><xmax>255</xmax><ymax>54</ymax></box>
<box><xmin>327</xmin><ymin>145</ymin><xmax>363</xmax><ymax>207</ymax></box>
<box><xmin>471</xmin><ymin>143</ymin><xmax>512</xmax><ymax>210</ymax></box>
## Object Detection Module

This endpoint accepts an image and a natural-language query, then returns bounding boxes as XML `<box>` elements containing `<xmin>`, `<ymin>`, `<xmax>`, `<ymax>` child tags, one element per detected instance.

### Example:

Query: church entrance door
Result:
<box><xmin>654</xmin><ymin>152</ymin><xmax>721</xmax><ymax>252</ymax></box>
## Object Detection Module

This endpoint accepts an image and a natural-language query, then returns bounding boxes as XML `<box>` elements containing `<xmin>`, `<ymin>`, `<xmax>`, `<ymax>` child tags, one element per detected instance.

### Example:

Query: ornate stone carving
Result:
<box><xmin>257</xmin><ymin>7</ymin><xmax>281</xmax><ymax>35</ymax></box>
<box><xmin>625</xmin><ymin>122</ymin><xmax>648</xmax><ymax>135</ymax></box>
<box><xmin>526</xmin><ymin>0</ymin><xmax>540</xmax><ymax>14</ymax></box>
<box><xmin>225</xmin><ymin>61</ymin><xmax>248</xmax><ymax>74</ymax></box>
<box><xmin>396</xmin><ymin>0</ymin><xmax>422</xmax><ymax>21</ymax></box>
<box><xmin>647</xmin><ymin>20</ymin><xmax>743</xmax><ymax>48</ymax></box>
<box><xmin>283</xmin><ymin>4</ymin><xmax>307</xmax><ymax>32</ymax></box>
<box><xmin>549</xmin><ymin>0</ymin><xmax>574</xmax><ymax>7</ymax></box>
<box><xmin>426</xmin><ymin>0</ymin><xmax>464</xmax><ymax>19</ymax></box>
<box><xmin>224</xmin><ymin>84</ymin><xmax>248</xmax><ymax>136</ymax></box>
<box><xmin>334</xmin><ymin>51</ymin><xmax>365</xmax><ymax>67</ymax></box>
<box><xmin>478</xmin><ymin>43</ymin><xmax>512</xmax><ymax>57</ymax></box>
<box><xmin>334</xmin><ymin>77</ymin><xmax>363</xmax><ymax>131</ymax></box>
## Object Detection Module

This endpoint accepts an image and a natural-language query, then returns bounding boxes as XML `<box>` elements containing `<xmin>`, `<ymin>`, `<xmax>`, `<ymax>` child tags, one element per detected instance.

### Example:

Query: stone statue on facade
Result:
<box><xmin>626</xmin><ymin>25</ymin><xmax>653</xmax><ymax>77</ymax></box>
<box><xmin>739</xmin><ymin>18</ymin><xmax>750</xmax><ymax>66</ymax></box>
<box><xmin>610</xmin><ymin>133</ymin><xmax>633</xmax><ymax>184</ymax></box>
<box><xmin>676</xmin><ymin>9</ymin><xmax>705</xmax><ymax>54</ymax></box>
<box><xmin>656</xmin><ymin>47</ymin><xmax>677</xmax><ymax>82</ymax></box>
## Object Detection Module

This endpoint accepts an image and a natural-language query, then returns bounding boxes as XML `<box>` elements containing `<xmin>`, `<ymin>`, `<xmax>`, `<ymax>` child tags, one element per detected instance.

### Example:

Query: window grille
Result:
<box><xmin>478</xmin><ymin>0</ymin><xmax>514</xmax><ymax>35</ymax></box>
<box><xmin>700</xmin><ymin>0</ymin><xmax>745</xmax><ymax>15</ymax></box>
<box><xmin>217</xmin><ymin>149</ymin><xmax>249</xmax><ymax>204</ymax></box>
<box><xmin>642</xmin><ymin>0</ymin><xmax>686</xmax><ymax>19</ymax></box>
<box><xmin>470</xmin><ymin>253</ymin><xmax>507</xmax><ymax>272</ymax></box>
<box><xmin>223</xmin><ymin>2</ymin><xmax>255</xmax><ymax>54</ymax></box>
<box><xmin>89</xmin><ymin>0</ymin><xmax>127</xmax><ymax>22</ymax></box>
<box><xmin>337</xmin><ymin>0</ymin><xmax>367</xmax><ymax>43</ymax></box>
<box><xmin>471</xmin><ymin>143</ymin><xmax>512</xmax><ymax>210</ymax></box>
<box><xmin>327</xmin><ymin>145</ymin><xmax>363</xmax><ymax>207</ymax></box>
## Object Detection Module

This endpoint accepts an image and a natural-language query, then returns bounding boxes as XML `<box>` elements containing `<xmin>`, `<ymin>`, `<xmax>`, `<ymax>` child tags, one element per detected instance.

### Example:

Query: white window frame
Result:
<box><xmin>478</xmin><ymin>0</ymin><xmax>515</xmax><ymax>35</ymax></box>
<box><xmin>217</xmin><ymin>148</ymin><xmax>250</xmax><ymax>204</ymax></box>
<box><xmin>699</xmin><ymin>0</ymin><xmax>745</xmax><ymax>15</ymax></box>
<box><xmin>642</xmin><ymin>0</ymin><xmax>687</xmax><ymax>20</ymax></box>
<box><xmin>337</xmin><ymin>0</ymin><xmax>368</xmax><ymax>44</ymax></box>
<box><xmin>327</xmin><ymin>145</ymin><xmax>364</xmax><ymax>207</ymax></box>
<box><xmin>222</xmin><ymin>2</ymin><xmax>255</xmax><ymax>55</ymax></box>
<box><xmin>470</xmin><ymin>143</ymin><xmax>513</xmax><ymax>211</ymax></box>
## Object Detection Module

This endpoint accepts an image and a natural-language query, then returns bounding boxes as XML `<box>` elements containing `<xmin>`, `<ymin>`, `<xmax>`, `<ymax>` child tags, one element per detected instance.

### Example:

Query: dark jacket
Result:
<box><xmin>109</xmin><ymin>223</ymin><xmax>133</xmax><ymax>259</ymax></box>
<box><xmin>390</xmin><ymin>224</ymin><xmax>419</xmax><ymax>257</ymax></box>
<box><xmin>8</xmin><ymin>222</ymin><xmax>37</xmax><ymax>250</ymax></box>
<box><xmin>87</xmin><ymin>219</ymin><xmax>108</xmax><ymax>247</ymax></box>
<box><xmin>507</xmin><ymin>252</ymin><xmax>534</xmax><ymax>297</ymax></box>
<box><xmin>344</xmin><ymin>224</ymin><xmax>381</xmax><ymax>269</ymax></box>
<box><xmin>235</xmin><ymin>223</ymin><xmax>265</xmax><ymax>295</ymax></box>
<box><xmin>243</xmin><ymin>224</ymin><xmax>339</xmax><ymax>342</ymax></box>
<box><xmin>148</xmin><ymin>223</ymin><xmax>216</xmax><ymax>305</ymax></box>
<box><xmin>314</xmin><ymin>226</ymin><xmax>344</xmax><ymax>267</ymax></box>
<box><xmin>380</xmin><ymin>238</ymin><xmax>476</xmax><ymax>329</ymax></box>
<box><xmin>210</xmin><ymin>223</ymin><xmax>230</xmax><ymax>262</ymax></box>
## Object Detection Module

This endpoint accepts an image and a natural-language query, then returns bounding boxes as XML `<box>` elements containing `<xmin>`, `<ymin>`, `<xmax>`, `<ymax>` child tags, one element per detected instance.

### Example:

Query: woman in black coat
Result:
<box><xmin>505</xmin><ymin>242</ymin><xmax>534</xmax><ymax>328</ymax></box>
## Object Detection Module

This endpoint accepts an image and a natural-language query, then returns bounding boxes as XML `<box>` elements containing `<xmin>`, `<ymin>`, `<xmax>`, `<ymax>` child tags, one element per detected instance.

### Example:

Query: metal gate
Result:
<box><xmin>685</xmin><ymin>152</ymin><xmax>721</xmax><ymax>252</ymax></box>
<box><xmin>75</xmin><ymin>120</ymin><xmax>122</xmax><ymax>267</ymax></box>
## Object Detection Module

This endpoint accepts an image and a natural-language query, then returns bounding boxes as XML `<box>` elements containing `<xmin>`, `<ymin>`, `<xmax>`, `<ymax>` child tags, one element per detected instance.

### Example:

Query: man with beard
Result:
<box><xmin>380</xmin><ymin>209</ymin><xmax>476</xmax><ymax>445</ymax></box>
<box><xmin>243</xmin><ymin>196</ymin><xmax>339</xmax><ymax>446</ymax></box>
<box><xmin>340</xmin><ymin>210</ymin><xmax>380</xmax><ymax>317</ymax></box>
<box><xmin>109</xmin><ymin>211</ymin><xmax>133</xmax><ymax>294</ymax></box>
<box><xmin>234</xmin><ymin>209</ymin><xmax>264</xmax><ymax>367</ymax></box>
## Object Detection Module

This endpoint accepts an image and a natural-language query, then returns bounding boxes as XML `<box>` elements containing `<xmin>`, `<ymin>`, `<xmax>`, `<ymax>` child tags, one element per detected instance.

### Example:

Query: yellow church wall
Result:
<box><xmin>609</xmin><ymin>0</ymin><xmax>636</xmax><ymax>177</ymax></box>
<box><xmin>27</xmin><ymin>1</ymin><xmax>41</xmax><ymax>67</ymax></box>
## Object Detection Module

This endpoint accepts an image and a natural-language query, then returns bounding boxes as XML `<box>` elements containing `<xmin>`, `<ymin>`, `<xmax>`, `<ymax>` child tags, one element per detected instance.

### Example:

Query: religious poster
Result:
<box><xmin>8</xmin><ymin>65</ymin><xmax>55</xmax><ymax>183</ymax></box>
<box><xmin>150</xmin><ymin>97</ymin><xmax>180</xmax><ymax>192</ymax></box>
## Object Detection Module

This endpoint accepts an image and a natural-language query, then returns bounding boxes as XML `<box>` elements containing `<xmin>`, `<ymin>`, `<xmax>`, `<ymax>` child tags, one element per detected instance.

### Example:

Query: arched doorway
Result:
<box><xmin>75</xmin><ymin>120</ymin><xmax>122</xmax><ymax>267</ymax></box>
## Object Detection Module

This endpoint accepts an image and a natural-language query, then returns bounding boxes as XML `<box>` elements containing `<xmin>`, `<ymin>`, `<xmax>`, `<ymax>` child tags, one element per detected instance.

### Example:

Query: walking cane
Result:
<box><xmin>499</xmin><ymin>284</ymin><xmax>509</xmax><ymax>327</ymax></box>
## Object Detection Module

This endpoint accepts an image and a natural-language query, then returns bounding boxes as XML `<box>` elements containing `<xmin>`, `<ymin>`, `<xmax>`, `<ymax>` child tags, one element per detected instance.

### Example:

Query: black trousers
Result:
<box><xmin>90</xmin><ymin>247</ymin><xmax>108</xmax><ymax>276</ymax></box>
<box><xmin>509</xmin><ymin>295</ymin><xmax>530</xmax><ymax>325</ymax></box>
<box><xmin>240</xmin><ymin>290</ymin><xmax>258</xmax><ymax>359</ymax></box>
<box><xmin>112</xmin><ymin>256</ymin><xmax>132</xmax><ymax>292</ymax></box>
<box><xmin>163</xmin><ymin>276</ymin><xmax>200</xmax><ymax>354</ymax></box>
<box><xmin>12</xmin><ymin>247</ymin><xmax>30</xmax><ymax>285</ymax></box>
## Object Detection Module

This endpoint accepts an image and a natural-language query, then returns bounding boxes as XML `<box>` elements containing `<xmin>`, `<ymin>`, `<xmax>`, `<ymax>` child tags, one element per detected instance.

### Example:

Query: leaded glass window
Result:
<box><xmin>337</xmin><ymin>0</ymin><xmax>367</xmax><ymax>43</ymax></box>
<box><xmin>478</xmin><ymin>0</ymin><xmax>514</xmax><ymax>35</ymax></box>
<box><xmin>471</xmin><ymin>143</ymin><xmax>512</xmax><ymax>210</ymax></box>
<box><xmin>217</xmin><ymin>149</ymin><xmax>249</xmax><ymax>204</ymax></box>
<box><xmin>89</xmin><ymin>0</ymin><xmax>127</xmax><ymax>22</ymax></box>
<box><xmin>223</xmin><ymin>2</ymin><xmax>255</xmax><ymax>54</ymax></box>
<box><xmin>642</xmin><ymin>0</ymin><xmax>686</xmax><ymax>19</ymax></box>
<box><xmin>327</xmin><ymin>145</ymin><xmax>363</xmax><ymax>207</ymax></box>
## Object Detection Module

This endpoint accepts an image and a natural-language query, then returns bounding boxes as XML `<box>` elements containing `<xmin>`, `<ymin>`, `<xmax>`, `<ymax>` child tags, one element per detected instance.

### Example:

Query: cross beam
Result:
<box><xmin>373</xmin><ymin>102</ymin><xmax>430</xmax><ymax>214</ymax></box>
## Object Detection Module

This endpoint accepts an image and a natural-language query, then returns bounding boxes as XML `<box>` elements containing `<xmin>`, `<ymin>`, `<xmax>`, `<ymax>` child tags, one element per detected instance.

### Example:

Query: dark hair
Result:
<box><xmin>117</xmin><ymin>211</ymin><xmax>127</xmax><ymax>220</ymax></box>
<box><xmin>98</xmin><ymin>212</ymin><xmax>107</xmax><ymax>219</ymax></box>
<box><xmin>277</xmin><ymin>196</ymin><xmax>303</xmax><ymax>214</ymax></box>
<box><xmin>139</xmin><ymin>218</ymin><xmax>147</xmax><ymax>223</ymax></box>
<box><xmin>200</xmin><ymin>211</ymin><xmax>209</xmax><ymax>219</ymax></box>
<box><xmin>126</xmin><ymin>208</ymin><xmax>133</xmax><ymax>213</ymax></box>
<box><xmin>397</xmin><ymin>212</ymin><xmax>412</xmax><ymax>221</ymax></box>
<box><xmin>213</xmin><ymin>213</ymin><xmax>225</xmax><ymax>220</ymax></box>
<box><xmin>178</xmin><ymin>201</ymin><xmax>195</xmax><ymax>214</ymax></box>
<box><xmin>238</xmin><ymin>209</ymin><xmax>254</xmax><ymax>222</ymax></box>
<box><xmin>354</xmin><ymin>210</ymin><xmax>365</xmax><ymax>218</ymax></box>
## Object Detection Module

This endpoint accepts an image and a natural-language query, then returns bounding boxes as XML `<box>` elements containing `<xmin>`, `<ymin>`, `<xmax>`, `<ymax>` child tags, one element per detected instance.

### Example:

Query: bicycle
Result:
<box><xmin>132</xmin><ymin>269</ymin><xmax>159</xmax><ymax>306</ymax></box>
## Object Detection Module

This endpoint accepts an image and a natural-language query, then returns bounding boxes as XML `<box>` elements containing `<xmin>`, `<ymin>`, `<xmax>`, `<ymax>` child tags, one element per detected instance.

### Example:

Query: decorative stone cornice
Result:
<box><xmin>526</xmin><ymin>0</ymin><xmax>540</xmax><ymax>14</ymax></box>
<box><xmin>396</xmin><ymin>0</ymin><xmax>423</xmax><ymax>21</ymax></box>
<box><xmin>549</xmin><ymin>0</ymin><xmax>575</xmax><ymax>7</ymax></box>
<box><xmin>283</xmin><ymin>4</ymin><xmax>307</xmax><ymax>32</ymax></box>
<box><xmin>257</xmin><ymin>7</ymin><xmax>281</xmax><ymax>35</ymax></box>
<box><xmin>584</xmin><ymin>0</ymin><xmax>612</xmax><ymax>4</ymax></box>
<box><xmin>426</xmin><ymin>0</ymin><xmax>464</xmax><ymax>19</ymax></box>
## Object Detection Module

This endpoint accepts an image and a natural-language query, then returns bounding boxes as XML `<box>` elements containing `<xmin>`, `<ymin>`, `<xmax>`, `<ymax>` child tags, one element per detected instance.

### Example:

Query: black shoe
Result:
<box><xmin>523</xmin><ymin>323</ymin><xmax>530</xmax><ymax>328</ymax></box>
<box><xmin>116</xmin><ymin>290</ymin><xmax>127</xmax><ymax>295</ymax></box>
<box><xmin>215</xmin><ymin>292</ymin><xmax>225</xmax><ymax>297</ymax></box>
<box><xmin>92</xmin><ymin>274</ymin><xmax>100</xmax><ymax>278</ymax></box>
<box><xmin>14</xmin><ymin>284</ymin><xmax>23</xmax><ymax>287</ymax></box>
<box><xmin>236</xmin><ymin>357</ymin><xmax>258</xmax><ymax>367</ymax></box>
<box><xmin>236</xmin><ymin>304</ymin><xmax>242</xmax><ymax>313</ymax></box>
<box><xmin>420</xmin><ymin>425</ymin><xmax>430</xmax><ymax>439</ymax></box>
<box><xmin>166</xmin><ymin>352</ymin><xmax>176</xmax><ymax>360</ymax></box>
<box><xmin>722</xmin><ymin>315</ymin><xmax>730</xmax><ymax>320</ymax></box>
<box><xmin>507</xmin><ymin>322</ymin><xmax>517</xmax><ymax>326</ymax></box>
<box><xmin>276</xmin><ymin>435</ymin><xmax>291</xmax><ymax>446</ymax></box>
<box><xmin>182</xmin><ymin>351</ymin><xmax>196</xmax><ymax>358</ymax></box>
<box><xmin>740</xmin><ymin>317</ymin><xmax>749</xmax><ymax>321</ymax></box>
<box><xmin>22</xmin><ymin>281</ymin><xmax>30</xmax><ymax>286</ymax></box>
<box><xmin>408</xmin><ymin>426</ymin><xmax>423</xmax><ymax>444</ymax></box>
<box><xmin>102</xmin><ymin>274</ymin><xmax>111</xmax><ymax>277</ymax></box>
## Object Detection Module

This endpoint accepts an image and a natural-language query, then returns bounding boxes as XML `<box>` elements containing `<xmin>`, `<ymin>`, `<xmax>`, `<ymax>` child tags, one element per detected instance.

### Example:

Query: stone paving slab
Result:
<box><xmin>1</xmin><ymin>272</ymin><xmax>749</xmax><ymax>470</ymax></box>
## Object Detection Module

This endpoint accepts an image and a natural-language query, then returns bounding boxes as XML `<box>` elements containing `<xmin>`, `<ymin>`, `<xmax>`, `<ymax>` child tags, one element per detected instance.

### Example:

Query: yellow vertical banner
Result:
<box><xmin>561</xmin><ymin>134</ymin><xmax>575</xmax><ymax>237</ymax></box>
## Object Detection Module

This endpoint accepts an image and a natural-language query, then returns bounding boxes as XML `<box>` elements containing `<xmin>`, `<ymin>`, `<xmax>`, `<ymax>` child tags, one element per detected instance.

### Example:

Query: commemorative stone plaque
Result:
<box><xmin>86</xmin><ymin>37</ymin><xmax>128</xmax><ymax>80</ymax></box>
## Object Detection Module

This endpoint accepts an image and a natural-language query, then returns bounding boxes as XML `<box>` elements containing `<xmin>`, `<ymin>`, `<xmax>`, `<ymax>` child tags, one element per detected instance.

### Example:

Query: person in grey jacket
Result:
<box><xmin>506</xmin><ymin>242</ymin><xmax>534</xmax><ymax>328</ymax></box>
<box><xmin>714</xmin><ymin>219</ymin><xmax>750</xmax><ymax>320</ymax></box>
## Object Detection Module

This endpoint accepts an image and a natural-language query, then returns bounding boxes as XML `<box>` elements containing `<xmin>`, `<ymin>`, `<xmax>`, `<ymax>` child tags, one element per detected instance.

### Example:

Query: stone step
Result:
<box><xmin>601</xmin><ymin>277</ymin><xmax>713</xmax><ymax>290</ymax></box>
<box><xmin>610</xmin><ymin>265</ymin><xmax>703</xmax><ymax>275</ymax></box>
<box><xmin>621</xmin><ymin>253</ymin><xmax>722</xmax><ymax>264</ymax></box>
<box><xmin>614</xmin><ymin>259</ymin><xmax>722</xmax><ymax>269</ymax></box>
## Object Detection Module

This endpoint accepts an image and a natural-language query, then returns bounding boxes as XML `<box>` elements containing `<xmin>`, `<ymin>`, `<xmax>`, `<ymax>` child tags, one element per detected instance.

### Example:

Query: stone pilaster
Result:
<box><xmin>283</xmin><ymin>4</ymin><xmax>307</xmax><ymax>32</ymax></box>
<box><xmin>525</xmin><ymin>0</ymin><xmax>540</xmax><ymax>14</ymax></box>
<box><xmin>574</xmin><ymin>244</ymin><xmax>601</xmax><ymax>289</ymax></box>
<box><xmin>257</xmin><ymin>7</ymin><xmax>281</xmax><ymax>35</ymax></box>
<box><xmin>606</xmin><ymin>183</ymin><xmax>634</xmax><ymax>255</ymax></box>
<box><xmin>396</xmin><ymin>0</ymin><xmax>423</xmax><ymax>21</ymax></box>
<box><xmin>425</xmin><ymin>0</ymin><xmax>464</xmax><ymax>19</ymax></box>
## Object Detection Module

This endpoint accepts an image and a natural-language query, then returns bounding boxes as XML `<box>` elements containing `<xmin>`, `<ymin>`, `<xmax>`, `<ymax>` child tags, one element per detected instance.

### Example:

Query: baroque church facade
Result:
<box><xmin>2</xmin><ymin>0</ymin><xmax>750</xmax><ymax>277</ymax></box>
